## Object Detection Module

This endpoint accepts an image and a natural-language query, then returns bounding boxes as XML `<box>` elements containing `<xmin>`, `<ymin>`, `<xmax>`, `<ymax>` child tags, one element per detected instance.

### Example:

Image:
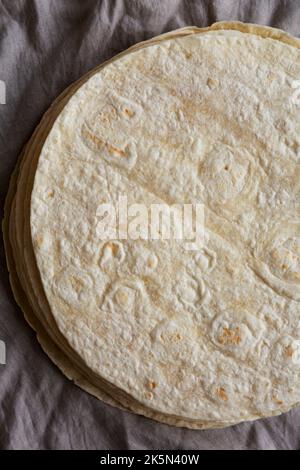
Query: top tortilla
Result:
<box><xmin>5</xmin><ymin>22</ymin><xmax>300</xmax><ymax>426</ymax></box>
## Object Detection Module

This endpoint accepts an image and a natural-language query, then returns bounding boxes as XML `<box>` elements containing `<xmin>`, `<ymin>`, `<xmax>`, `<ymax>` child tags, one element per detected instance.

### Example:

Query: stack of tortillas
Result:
<box><xmin>3</xmin><ymin>22</ymin><xmax>300</xmax><ymax>429</ymax></box>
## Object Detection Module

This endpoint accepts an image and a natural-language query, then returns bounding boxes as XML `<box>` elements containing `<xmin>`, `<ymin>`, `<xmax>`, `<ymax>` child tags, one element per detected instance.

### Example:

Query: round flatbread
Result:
<box><xmin>4</xmin><ymin>22</ymin><xmax>300</xmax><ymax>428</ymax></box>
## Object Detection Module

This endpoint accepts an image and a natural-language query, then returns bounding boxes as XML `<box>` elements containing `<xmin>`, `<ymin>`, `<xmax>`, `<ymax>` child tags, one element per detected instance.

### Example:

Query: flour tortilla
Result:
<box><xmin>4</xmin><ymin>22</ymin><xmax>300</xmax><ymax>428</ymax></box>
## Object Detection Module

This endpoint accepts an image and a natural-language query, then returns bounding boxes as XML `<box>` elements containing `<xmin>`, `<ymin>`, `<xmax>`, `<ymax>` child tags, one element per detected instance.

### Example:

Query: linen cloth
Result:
<box><xmin>0</xmin><ymin>0</ymin><xmax>300</xmax><ymax>449</ymax></box>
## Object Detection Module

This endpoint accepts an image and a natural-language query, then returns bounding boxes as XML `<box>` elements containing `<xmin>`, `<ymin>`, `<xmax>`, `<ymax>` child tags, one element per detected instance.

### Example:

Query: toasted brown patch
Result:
<box><xmin>272</xmin><ymin>394</ymin><xmax>284</xmax><ymax>405</ymax></box>
<box><xmin>145</xmin><ymin>392</ymin><xmax>153</xmax><ymax>400</ymax></box>
<box><xmin>147</xmin><ymin>380</ymin><xmax>157</xmax><ymax>390</ymax></box>
<box><xmin>217</xmin><ymin>387</ymin><xmax>228</xmax><ymax>402</ymax></box>
<box><xmin>218</xmin><ymin>327</ymin><xmax>242</xmax><ymax>346</ymax></box>
<box><xmin>124</xmin><ymin>107</ymin><xmax>135</xmax><ymax>118</ymax></box>
<box><xmin>106</xmin><ymin>242</ymin><xmax>119</xmax><ymax>256</ymax></box>
<box><xmin>107</xmin><ymin>143</ymin><xmax>127</xmax><ymax>157</ymax></box>
<box><xmin>285</xmin><ymin>345</ymin><xmax>294</xmax><ymax>358</ymax></box>
<box><xmin>207</xmin><ymin>77</ymin><xmax>219</xmax><ymax>89</ymax></box>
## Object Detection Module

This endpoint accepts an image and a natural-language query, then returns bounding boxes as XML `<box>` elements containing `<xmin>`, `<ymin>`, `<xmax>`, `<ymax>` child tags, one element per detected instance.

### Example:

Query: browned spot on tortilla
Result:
<box><xmin>285</xmin><ymin>345</ymin><xmax>294</xmax><ymax>358</ymax></box>
<box><xmin>272</xmin><ymin>394</ymin><xmax>283</xmax><ymax>405</ymax></box>
<box><xmin>217</xmin><ymin>387</ymin><xmax>228</xmax><ymax>401</ymax></box>
<box><xmin>207</xmin><ymin>77</ymin><xmax>219</xmax><ymax>89</ymax></box>
<box><xmin>107</xmin><ymin>143</ymin><xmax>127</xmax><ymax>157</ymax></box>
<box><xmin>147</xmin><ymin>256</ymin><xmax>157</xmax><ymax>268</ymax></box>
<box><xmin>82</xmin><ymin>125</ymin><xmax>105</xmax><ymax>147</ymax></box>
<box><xmin>70</xmin><ymin>276</ymin><xmax>85</xmax><ymax>292</ymax></box>
<box><xmin>218</xmin><ymin>326</ymin><xmax>242</xmax><ymax>346</ymax></box>
<box><xmin>161</xmin><ymin>331</ymin><xmax>182</xmax><ymax>343</ymax></box>
<box><xmin>124</xmin><ymin>107</ymin><xmax>135</xmax><ymax>118</ymax></box>
<box><xmin>106</xmin><ymin>242</ymin><xmax>119</xmax><ymax>256</ymax></box>
<box><xmin>145</xmin><ymin>392</ymin><xmax>153</xmax><ymax>400</ymax></box>
<box><xmin>148</xmin><ymin>380</ymin><xmax>157</xmax><ymax>390</ymax></box>
<box><xmin>82</xmin><ymin>125</ymin><xmax>127</xmax><ymax>158</ymax></box>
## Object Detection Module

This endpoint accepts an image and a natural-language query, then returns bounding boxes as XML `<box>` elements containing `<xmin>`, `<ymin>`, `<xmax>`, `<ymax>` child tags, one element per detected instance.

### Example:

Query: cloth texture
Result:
<box><xmin>0</xmin><ymin>0</ymin><xmax>300</xmax><ymax>450</ymax></box>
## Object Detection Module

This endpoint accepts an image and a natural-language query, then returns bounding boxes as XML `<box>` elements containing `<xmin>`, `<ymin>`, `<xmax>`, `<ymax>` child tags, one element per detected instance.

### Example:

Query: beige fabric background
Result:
<box><xmin>0</xmin><ymin>0</ymin><xmax>300</xmax><ymax>450</ymax></box>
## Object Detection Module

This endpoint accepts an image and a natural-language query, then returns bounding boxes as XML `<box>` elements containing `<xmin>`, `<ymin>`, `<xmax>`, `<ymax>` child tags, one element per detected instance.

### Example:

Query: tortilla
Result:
<box><xmin>4</xmin><ymin>22</ymin><xmax>300</xmax><ymax>428</ymax></box>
